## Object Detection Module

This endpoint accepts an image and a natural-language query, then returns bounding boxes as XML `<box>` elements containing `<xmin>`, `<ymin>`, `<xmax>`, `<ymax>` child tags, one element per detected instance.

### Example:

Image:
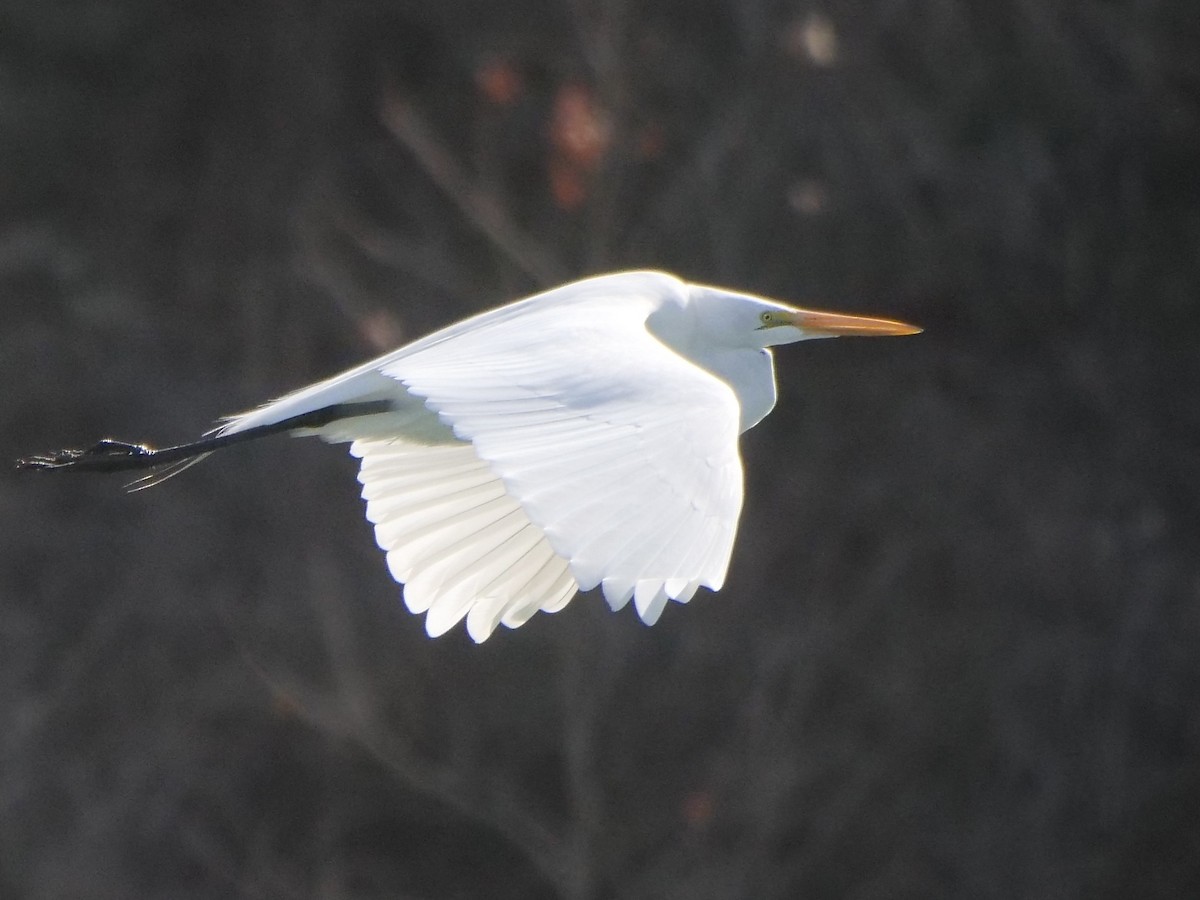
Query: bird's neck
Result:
<box><xmin>647</xmin><ymin>298</ymin><xmax>778</xmax><ymax>433</ymax></box>
<box><xmin>698</xmin><ymin>347</ymin><xmax>777</xmax><ymax>433</ymax></box>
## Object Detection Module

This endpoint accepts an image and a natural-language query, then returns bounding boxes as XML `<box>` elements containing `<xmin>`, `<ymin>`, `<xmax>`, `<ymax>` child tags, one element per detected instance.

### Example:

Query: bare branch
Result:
<box><xmin>379</xmin><ymin>89</ymin><xmax>567</xmax><ymax>286</ymax></box>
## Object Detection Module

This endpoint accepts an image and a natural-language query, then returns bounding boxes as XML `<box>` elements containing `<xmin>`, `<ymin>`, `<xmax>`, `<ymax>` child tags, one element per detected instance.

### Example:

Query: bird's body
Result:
<box><xmin>20</xmin><ymin>271</ymin><xmax>920</xmax><ymax>641</ymax></box>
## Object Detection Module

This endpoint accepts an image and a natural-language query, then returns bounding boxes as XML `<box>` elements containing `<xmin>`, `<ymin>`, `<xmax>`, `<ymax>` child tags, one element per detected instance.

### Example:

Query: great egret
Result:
<box><xmin>19</xmin><ymin>271</ymin><xmax>920</xmax><ymax>641</ymax></box>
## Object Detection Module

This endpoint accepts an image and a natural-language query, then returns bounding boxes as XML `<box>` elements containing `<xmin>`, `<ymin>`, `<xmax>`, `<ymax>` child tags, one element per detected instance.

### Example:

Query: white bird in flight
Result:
<box><xmin>20</xmin><ymin>271</ymin><xmax>920</xmax><ymax>641</ymax></box>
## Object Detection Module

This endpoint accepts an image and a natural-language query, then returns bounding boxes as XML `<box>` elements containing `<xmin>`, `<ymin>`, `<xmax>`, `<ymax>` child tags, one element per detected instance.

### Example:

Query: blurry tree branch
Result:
<box><xmin>380</xmin><ymin>88</ymin><xmax>567</xmax><ymax>286</ymax></box>
<box><xmin>238</xmin><ymin>556</ymin><xmax>575</xmax><ymax>897</ymax></box>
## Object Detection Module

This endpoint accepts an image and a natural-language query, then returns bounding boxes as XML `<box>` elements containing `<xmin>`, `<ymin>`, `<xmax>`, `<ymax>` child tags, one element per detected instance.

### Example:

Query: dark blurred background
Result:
<box><xmin>3</xmin><ymin>1</ymin><xmax>1199</xmax><ymax>897</ymax></box>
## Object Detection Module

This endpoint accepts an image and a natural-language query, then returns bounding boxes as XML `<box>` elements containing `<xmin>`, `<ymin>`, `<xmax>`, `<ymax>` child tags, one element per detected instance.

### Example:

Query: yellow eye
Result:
<box><xmin>759</xmin><ymin>311</ymin><xmax>773</xmax><ymax>325</ymax></box>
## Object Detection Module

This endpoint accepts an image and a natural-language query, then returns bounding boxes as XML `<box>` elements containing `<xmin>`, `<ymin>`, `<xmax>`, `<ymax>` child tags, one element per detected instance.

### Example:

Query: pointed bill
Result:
<box><xmin>790</xmin><ymin>309</ymin><xmax>922</xmax><ymax>337</ymax></box>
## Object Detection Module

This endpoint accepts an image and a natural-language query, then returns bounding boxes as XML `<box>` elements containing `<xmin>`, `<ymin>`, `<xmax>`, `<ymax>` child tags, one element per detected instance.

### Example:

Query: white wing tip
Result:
<box><xmin>601</xmin><ymin>577</ymin><xmax>636</xmax><ymax>611</ymax></box>
<box><xmin>466</xmin><ymin>600</ymin><xmax>504</xmax><ymax>643</ymax></box>
<box><xmin>604</xmin><ymin>577</ymin><xmax>707</xmax><ymax>625</ymax></box>
<box><xmin>634</xmin><ymin>581</ymin><xmax>670</xmax><ymax>624</ymax></box>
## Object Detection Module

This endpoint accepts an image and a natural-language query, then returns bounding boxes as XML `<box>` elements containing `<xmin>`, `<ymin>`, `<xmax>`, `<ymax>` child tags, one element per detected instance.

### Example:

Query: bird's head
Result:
<box><xmin>687</xmin><ymin>284</ymin><xmax>922</xmax><ymax>350</ymax></box>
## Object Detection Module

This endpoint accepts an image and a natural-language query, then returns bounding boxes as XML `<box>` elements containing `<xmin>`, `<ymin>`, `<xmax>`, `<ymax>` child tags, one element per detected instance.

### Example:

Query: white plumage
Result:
<box><xmin>215</xmin><ymin>271</ymin><xmax>919</xmax><ymax>641</ymax></box>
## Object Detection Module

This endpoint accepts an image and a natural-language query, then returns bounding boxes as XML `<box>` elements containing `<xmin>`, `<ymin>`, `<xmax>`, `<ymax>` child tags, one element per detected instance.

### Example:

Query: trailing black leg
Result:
<box><xmin>16</xmin><ymin>399</ymin><xmax>393</xmax><ymax>475</ymax></box>
<box><xmin>18</xmin><ymin>438</ymin><xmax>163</xmax><ymax>473</ymax></box>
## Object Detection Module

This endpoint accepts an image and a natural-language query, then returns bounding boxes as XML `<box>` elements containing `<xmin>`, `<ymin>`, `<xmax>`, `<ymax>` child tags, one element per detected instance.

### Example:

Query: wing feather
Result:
<box><xmin>350</xmin><ymin>438</ymin><xmax>581</xmax><ymax>638</ymax></box>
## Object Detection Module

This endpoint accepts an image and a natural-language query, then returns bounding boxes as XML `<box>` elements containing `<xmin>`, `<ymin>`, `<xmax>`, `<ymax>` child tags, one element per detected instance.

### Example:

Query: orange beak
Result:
<box><xmin>789</xmin><ymin>309</ymin><xmax>922</xmax><ymax>337</ymax></box>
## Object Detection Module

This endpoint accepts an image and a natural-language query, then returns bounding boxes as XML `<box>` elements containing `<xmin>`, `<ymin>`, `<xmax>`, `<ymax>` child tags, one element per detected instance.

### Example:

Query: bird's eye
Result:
<box><xmin>759</xmin><ymin>312</ymin><xmax>773</xmax><ymax>325</ymax></box>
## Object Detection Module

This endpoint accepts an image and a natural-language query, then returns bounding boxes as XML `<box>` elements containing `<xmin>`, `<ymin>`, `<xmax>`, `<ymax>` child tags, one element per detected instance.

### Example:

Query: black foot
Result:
<box><xmin>17</xmin><ymin>439</ymin><xmax>156</xmax><ymax>472</ymax></box>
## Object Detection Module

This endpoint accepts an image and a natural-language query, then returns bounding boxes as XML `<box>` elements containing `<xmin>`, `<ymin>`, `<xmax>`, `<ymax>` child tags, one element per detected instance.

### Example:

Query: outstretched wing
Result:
<box><xmin>381</xmin><ymin>274</ymin><xmax>744</xmax><ymax>630</ymax></box>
